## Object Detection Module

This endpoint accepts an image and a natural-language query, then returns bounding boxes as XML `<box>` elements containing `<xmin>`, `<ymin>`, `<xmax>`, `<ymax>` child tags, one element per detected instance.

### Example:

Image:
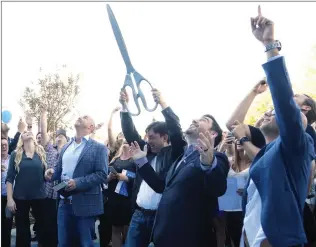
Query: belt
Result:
<box><xmin>135</xmin><ymin>204</ymin><xmax>156</xmax><ymax>215</ymax></box>
<box><xmin>61</xmin><ymin>198</ymin><xmax>72</xmax><ymax>204</ymax></box>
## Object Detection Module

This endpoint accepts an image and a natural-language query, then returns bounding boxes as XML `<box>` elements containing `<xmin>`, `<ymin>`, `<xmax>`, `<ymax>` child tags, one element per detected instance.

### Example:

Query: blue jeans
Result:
<box><xmin>125</xmin><ymin>209</ymin><xmax>155</xmax><ymax>247</ymax></box>
<box><xmin>57</xmin><ymin>200</ymin><xmax>96</xmax><ymax>247</ymax></box>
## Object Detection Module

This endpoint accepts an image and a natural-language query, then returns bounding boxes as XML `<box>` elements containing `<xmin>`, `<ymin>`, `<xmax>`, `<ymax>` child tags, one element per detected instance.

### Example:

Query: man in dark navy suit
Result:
<box><xmin>129</xmin><ymin>113</ymin><xmax>229</xmax><ymax>247</ymax></box>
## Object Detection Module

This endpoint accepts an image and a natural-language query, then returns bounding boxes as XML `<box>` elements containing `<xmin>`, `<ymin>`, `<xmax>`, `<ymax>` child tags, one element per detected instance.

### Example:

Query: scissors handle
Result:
<box><xmin>133</xmin><ymin>71</ymin><xmax>159</xmax><ymax>113</ymax></box>
<box><xmin>122</xmin><ymin>74</ymin><xmax>141</xmax><ymax>116</ymax></box>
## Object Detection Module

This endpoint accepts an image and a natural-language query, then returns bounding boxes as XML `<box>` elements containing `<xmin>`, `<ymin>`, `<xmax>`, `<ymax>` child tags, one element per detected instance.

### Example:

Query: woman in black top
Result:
<box><xmin>107</xmin><ymin>140</ymin><xmax>136</xmax><ymax>247</ymax></box>
<box><xmin>6</xmin><ymin>131</ymin><xmax>50</xmax><ymax>247</ymax></box>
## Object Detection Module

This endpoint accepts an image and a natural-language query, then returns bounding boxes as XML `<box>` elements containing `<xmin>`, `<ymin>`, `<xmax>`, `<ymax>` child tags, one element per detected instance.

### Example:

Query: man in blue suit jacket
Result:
<box><xmin>231</xmin><ymin>7</ymin><xmax>315</xmax><ymax>247</ymax></box>
<box><xmin>129</xmin><ymin>113</ymin><xmax>229</xmax><ymax>247</ymax></box>
<box><xmin>45</xmin><ymin>115</ymin><xmax>108</xmax><ymax>247</ymax></box>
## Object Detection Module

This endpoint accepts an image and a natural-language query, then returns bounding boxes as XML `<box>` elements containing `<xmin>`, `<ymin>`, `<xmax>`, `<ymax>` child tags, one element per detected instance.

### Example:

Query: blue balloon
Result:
<box><xmin>2</xmin><ymin>110</ymin><xmax>12</xmax><ymax>124</ymax></box>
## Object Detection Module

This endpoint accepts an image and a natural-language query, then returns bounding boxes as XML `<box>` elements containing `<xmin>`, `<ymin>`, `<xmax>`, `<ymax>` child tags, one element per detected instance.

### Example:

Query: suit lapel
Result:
<box><xmin>76</xmin><ymin>139</ymin><xmax>93</xmax><ymax>166</ymax></box>
<box><xmin>167</xmin><ymin>150</ymin><xmax>199</xmax><ymax>186</ymax></box>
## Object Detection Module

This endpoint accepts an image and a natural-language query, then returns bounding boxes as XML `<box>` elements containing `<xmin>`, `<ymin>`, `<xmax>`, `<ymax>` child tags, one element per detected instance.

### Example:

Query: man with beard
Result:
<box><xmin>120</xmin><ymin>88</ymin><xmax>186</xmax><ymax>247</ymax></box>
<box><xmin>129</xmin><ymin>113</ymin><xmax>229</xmax><ymax>247</ymax></box>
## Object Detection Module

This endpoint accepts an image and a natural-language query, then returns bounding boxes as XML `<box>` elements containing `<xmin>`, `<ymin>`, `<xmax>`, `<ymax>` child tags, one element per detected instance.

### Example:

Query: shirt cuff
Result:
<box><xmin>134</xmin><ymin>157</ymin><xmax>148</xmax><ymax>168</ymax></box>
<box><xmin>200</xmin><ymin>156</ymin><xmax>217</xmax><ymax>171</ymax></box>
<box><xmin>267</xmin><ymin>55</ymin><xmax>282</xmax><ymax>62</ymax></box>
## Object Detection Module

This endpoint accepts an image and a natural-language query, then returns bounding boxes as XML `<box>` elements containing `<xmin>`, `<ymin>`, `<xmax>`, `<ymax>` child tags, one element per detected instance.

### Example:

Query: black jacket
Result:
<box><xmin>120</xmin><ymin>107</ymin><xmax>186</xmax><ymax>210</ymax></box>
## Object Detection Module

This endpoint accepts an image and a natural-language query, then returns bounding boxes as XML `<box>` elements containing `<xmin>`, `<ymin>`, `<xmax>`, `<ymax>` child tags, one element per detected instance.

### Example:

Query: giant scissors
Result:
<box><xmin>106</xmin><ymin>4</ymin><xmax>158</xmax><ymax>116</ymax></box>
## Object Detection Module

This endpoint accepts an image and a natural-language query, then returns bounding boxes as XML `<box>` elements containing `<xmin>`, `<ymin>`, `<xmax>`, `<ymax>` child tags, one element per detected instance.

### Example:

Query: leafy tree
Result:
<box><xmin>19</xmin><ymin>66</ymin><xmax>80</xmax><ymax>134</ymax></box>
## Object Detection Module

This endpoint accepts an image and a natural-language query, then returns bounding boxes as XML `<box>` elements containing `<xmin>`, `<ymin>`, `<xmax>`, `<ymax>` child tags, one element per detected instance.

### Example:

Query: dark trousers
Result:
<box><xmin>1</xmin><ymin>196</ymin><xmax>13</xmax><ymax>247</ymax></box>
<box><xmin>14</xmin><ymin>198</ymin><xmax>49</xmax><ymax>247</ymax></box>
<box><xmin>57</xmin><ymin>200</ymin><xmax>96</xmax><ymax>247</ymax></box>
<box><xmin>125</xmin><ymin>209</ymin><xmax>155</xmax><ymax>247</ymax></box>
<box><xmin>98</xmin><ymin>201</ymin><xmax>112</xmax><ymax>247</ymax></box>
<box><xmin>45</xmin><ymin>198</ymin><xmax>58</xmax><ymax>246</ymax></box>
<box><xmin>226</xmin><ymin>211</ymin><xmax>243</xmax><ymax>247</ymax></box>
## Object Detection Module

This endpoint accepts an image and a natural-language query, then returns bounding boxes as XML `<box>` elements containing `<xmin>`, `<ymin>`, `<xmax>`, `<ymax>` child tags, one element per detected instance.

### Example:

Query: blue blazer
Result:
<box><xmin>138</xmin><ymin>149</ymin><xmax>229</xmax><ymax>247</ymax></box>
<box><xmin>52</xmin><ymin>138</ymin><xmax>108</xmax><ymax>217</ymax></box>
<box><xmin>242</xmin><ymin>57</ymin><xmax>315</xmax><ymax>247</ymax></box>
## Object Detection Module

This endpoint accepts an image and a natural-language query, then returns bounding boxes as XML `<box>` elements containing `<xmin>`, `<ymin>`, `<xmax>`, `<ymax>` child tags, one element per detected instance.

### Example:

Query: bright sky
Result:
<box><xmin>2</xmin><ymin>2</ymin><xmax>316</xmax><ymax>140</ymax></box>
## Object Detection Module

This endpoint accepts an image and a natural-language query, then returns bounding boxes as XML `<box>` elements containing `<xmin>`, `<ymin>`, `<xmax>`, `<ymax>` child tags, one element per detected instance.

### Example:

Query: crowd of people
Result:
<box><xmin>1</xmin><ymin>7</ymin><xmax>316</xmax><ymax>247</ymax></box>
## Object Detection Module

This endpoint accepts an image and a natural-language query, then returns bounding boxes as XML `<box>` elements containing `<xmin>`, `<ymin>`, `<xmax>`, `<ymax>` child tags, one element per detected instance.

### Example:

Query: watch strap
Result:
<box><xmin>239</xmin><ymin>136</ymin><xmax>250</xmax><ymax>145</ymax></box>
<box><xmin>265</xmin><ymin>40</ymin><xmax>281</xmax><ymax>52</ymax></box>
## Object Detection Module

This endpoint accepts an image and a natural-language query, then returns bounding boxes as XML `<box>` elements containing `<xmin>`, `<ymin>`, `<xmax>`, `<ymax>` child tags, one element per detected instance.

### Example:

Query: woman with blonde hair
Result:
<box><xmin>6</xmin><ymin>131</ymin><xmax>50</xmax><ymax>247</ymax></box>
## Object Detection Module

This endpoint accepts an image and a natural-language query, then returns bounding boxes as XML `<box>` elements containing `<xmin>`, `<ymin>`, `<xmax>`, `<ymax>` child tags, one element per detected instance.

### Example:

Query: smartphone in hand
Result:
<box><xmin>53</xmin><ymin>181</ymin><xmax>68</xmax><ymax>192</ymax></box>
<box><xmin>109</xmin><ymin>166</ymin><xmax>118</xmax><ymax>175</ymax></box>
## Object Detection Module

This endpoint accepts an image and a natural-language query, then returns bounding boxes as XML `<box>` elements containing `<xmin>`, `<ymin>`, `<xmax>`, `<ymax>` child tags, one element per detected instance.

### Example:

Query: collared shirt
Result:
<box><xmin>60</xmin><ymin>135</ymin><xmax>90</xmax><ymax>199</ymax></box>
<box><xmin>1</xmin><ymin>155</ymin><xmax>10</xmax><ymax>196</ymax></box>
<box><xmin>240</xmin><ymin>179</ymin><xmax>266</xmax><ymax>247</ymax></box>
<box><xmin>44</xmin><ymin>144</ymin><xmax>59</xmax><ymax>199</ymax></box>
<box><xmin>176</xmin><ymin>145</ymin><xmax>218</xmax><ymax>171</ymax></box>
<box><xmin>136</xmin><ymin>156</ymin><xmax>163</xmax><ymax>210</ymax></box>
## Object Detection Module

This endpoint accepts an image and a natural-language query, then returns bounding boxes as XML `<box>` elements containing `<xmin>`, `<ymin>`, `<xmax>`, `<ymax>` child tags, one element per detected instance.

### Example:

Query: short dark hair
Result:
<box><xmin>303</xmin><ymin>94</ymin><xmax>316</xmax><ymax>124</ymax></box>
<box><xmin>1</xmin><ymin>137</ymin><xmax>8</xmax><ymax>142</ymax></box>
<box><xmin>202</xmin><ymin>114</ymin><xmax>223</xmax><ymax>148</ymax></box>
<box><xmin>36</xmin><ymin>132</ymin><xmax>41</xmax><ymax>138</ymax></box>
<box><xmin>145</xmin><ymin>121</ymin><xmax>169</xmax><ymax>142</ymax></box>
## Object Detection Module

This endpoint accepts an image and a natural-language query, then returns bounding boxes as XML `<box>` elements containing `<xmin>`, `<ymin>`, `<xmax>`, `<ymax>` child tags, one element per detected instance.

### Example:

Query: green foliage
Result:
<box><xmin>19</xmin><ymin>69</ymin><xmax>80</xmax><ymax>133</ymax></box>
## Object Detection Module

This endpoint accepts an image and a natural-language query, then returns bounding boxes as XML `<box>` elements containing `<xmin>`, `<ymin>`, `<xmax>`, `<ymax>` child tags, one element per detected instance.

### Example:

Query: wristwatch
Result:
<box><xmin>265</xmin><ymin>40</ymin><xmax>282</xmax><ymax>52</ymax></box>
<box><xmin>239</xmin><ymin>136</ymin><xmax>250</xmax><ymax>145</ymax></box>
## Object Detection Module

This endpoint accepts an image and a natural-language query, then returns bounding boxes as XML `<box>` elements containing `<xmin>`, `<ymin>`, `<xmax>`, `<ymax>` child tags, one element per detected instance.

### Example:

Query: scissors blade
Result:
<box><xmin>106</xmin><ymin>4</ymin><xmax>134</xmax><ymax>73</ymax></box>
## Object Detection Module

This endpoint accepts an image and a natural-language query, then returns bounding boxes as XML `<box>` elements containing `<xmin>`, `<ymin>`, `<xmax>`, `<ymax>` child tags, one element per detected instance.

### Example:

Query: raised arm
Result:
<box><xmin>40</xmin><ymin>109</ymin><xmax>49</xmax><ymax>148</ymax></box>
<box><xmin>251</xmin><ymin>10</ymin><xmax>306</xmax><ymax>151</ymax></box>
<box><xmin>152</xmin><ymin>89</ymin><xmax>187</xmax><ymax>161</ymax></box>
<box><xmin>8</xmin><ymin>119</ymin><xmax>26</xmax><ymax>154</ymax></box>
<box><xmin>119</xmin><ymin>89</ymin><xmax>145</xmax><ymax>147</ymax></box>
<box><xmin>108</xmin><ymin>107</ymin><xmax>120</xmax><ymax>151</ymax></box>
<box><xmin>226</xmin><ymin>79</ymin><xmax>268</xmax><ymax>130</ymax></box>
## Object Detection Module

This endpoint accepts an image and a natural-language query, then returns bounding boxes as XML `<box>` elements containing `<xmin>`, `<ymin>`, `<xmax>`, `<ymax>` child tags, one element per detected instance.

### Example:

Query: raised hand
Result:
<box><xmin>196</xmin><ymin>131</ymin><xmax>216</xmax><ymax>165</ymax></box>
<box><xmin>152</xmin><ymin>88</ymin><xmax>167</xmax><ymax>109</ymax></box>
<box><xmin>25</xmin><ymin>114</ymin><xmax>33</xmax><ymax>126</ymax></box>
<box><xmin>119</xmin><ymin>88</ymin><xmax>129</xmax><ymax>105</ymax></box>
<box><xmin>231</xmin><ymin>120</ymin><xmax>250</xmax><ymax>140</ymax></box>
<box><xmin>112</xmin><ymin>106</ymin><xmax>121</xmax><ymax>114</ymax></box>
<box><xmin>17</xmin><ymin>118</ymin><xmax>26</xmax><ymax>133</ymax></box>
<box><xmin>253</xmin><ymin>77</ymin><xmax>268</xmax><ymax>94</ymax></box>
<box><xmin>250</xmin><ymin>6</ymin><xmax>274</xmax><ymax>44</ymax></box>
<box><xmin>129</xmin><ymin>142</ymin><xmax>147</xmax><ymax>160</ymax></box>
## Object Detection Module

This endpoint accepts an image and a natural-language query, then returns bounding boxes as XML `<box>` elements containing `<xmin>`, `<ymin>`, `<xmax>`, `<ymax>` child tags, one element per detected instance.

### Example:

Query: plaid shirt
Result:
<box><xmin>45</xmin><ymin>144</ymin><xmax>59</xmax><ymax>199</ymax></box>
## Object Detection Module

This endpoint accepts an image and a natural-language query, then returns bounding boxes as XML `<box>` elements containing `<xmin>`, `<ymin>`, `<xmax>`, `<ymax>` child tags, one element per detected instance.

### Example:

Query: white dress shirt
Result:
<box><xmin>240</xmin><ymin>179</ymin><xmax>267</xmax><ymax>247</ymax></box>
<box><xmin>136</xmin><ymin>156</ymin><xmax>162</xmax><ymax>210</ymax></box>
<box><xmin>60</xmin><ymin>135</ymin><xmax>90</xmax><ymax>199</ymax></box>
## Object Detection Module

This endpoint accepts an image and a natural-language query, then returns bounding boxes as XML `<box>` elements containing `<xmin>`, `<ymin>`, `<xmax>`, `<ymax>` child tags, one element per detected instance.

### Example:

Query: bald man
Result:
<box><xmin>45</xmin><ymin>115</ymin><xmax>108</xmax><ymax>247</ymax></box>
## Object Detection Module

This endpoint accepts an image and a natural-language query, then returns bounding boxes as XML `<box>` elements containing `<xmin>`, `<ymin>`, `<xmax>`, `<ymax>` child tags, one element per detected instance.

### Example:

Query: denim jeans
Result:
<box><xmin>125</xmin><ymin>209</ymin><xmax>155</xmax><ymax>247</ymax></box>
<box><xmin>57</xmin><ymin>200</ymin><xmax>96</xmax><ymax>247</ymax></box>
